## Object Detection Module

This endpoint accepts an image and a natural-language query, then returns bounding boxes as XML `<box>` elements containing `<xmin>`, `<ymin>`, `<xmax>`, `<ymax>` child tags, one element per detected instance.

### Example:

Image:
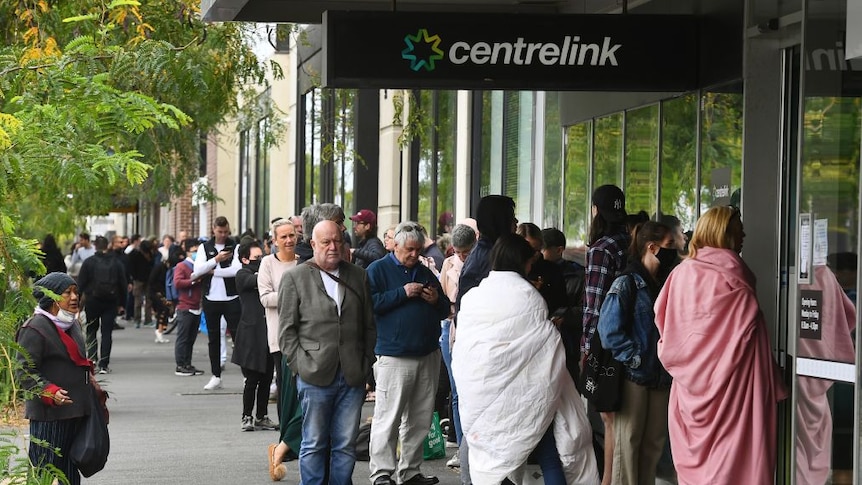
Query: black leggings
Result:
<box><xmin>241</xmin><ymin>353</ymin><xmax>275</xmax><ymax>419</ymax></box>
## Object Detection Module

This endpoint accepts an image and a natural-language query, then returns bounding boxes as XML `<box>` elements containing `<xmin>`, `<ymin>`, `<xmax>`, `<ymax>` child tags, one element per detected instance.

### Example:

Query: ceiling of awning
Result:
<box><xmin>200</xmin><ymin>0</ymin><xmax>625</xmax><ymax>24</ymax></box>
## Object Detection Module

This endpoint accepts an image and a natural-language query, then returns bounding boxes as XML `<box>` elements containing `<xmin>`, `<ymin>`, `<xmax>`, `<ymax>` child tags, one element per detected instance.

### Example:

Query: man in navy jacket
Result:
<box><xmin>366</xmin><ymin>221</ymin><xmax>450</xmax><ymax>485</ymax></box>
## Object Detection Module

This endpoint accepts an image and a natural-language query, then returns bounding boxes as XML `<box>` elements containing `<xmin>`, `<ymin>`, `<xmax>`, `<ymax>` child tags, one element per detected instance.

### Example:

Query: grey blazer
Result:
<box><xmin>278</xmin><ymin>261</ymin><xmax>376</xmax><ymax>388</ymax></box>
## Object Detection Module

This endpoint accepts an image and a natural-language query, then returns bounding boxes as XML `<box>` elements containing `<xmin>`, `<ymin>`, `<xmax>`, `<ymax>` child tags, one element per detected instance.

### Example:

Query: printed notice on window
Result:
<box><xmin>813</xmin><ymin>218</ymin><xmax>828</xmax><ymax>267</ymax></box>
<box><xmin>799</xmin><ymin>290</ymin><xmax>822</xmax><ymax>340</ymax></box>
<box><xmin>798</xmin><ymin>214</ymin><xmax>811</xmax><ymax>284</ymax></box>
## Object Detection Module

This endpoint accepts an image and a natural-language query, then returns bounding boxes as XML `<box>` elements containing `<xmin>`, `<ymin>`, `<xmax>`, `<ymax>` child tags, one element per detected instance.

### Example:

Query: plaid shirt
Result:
<box><xmin>582</xmin><ymin>231</ymin><xmax>630</xmax><ymax>353</ymax></box>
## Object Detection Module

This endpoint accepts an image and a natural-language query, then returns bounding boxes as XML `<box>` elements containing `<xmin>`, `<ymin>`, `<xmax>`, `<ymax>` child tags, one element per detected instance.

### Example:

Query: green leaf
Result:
<box><xmin>62</xmin><ymin>14</ymin><xmax>99</xmax><ymax>23</ymax></box>
<box><xmin>108</xmin><ymin>0</ymin><xmax>142</xmax><ymax>8</ymax></box>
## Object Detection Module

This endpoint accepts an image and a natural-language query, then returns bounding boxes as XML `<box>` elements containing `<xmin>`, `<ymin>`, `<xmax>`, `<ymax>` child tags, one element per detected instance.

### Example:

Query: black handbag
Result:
<box><xmin>70</xmin><ymin>385</ymin><xmax>110</xmax><ymax>477</ymax></box>
<box><xmin>578</xmin><ymin>274</ymin><xmax>636</xmax><ymax>412</ymax></box>
<box><xmin>579</xmin><ymin>331</ymin><xmax>625</xmax><ymax>412</ymax></box>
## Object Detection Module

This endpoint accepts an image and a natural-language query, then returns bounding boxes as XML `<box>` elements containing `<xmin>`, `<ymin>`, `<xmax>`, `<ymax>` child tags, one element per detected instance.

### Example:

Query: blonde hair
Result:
<box><xmin>688</xmin><ymin>206</ymin><xmax>741</xmax><ymax>259</ymax></box>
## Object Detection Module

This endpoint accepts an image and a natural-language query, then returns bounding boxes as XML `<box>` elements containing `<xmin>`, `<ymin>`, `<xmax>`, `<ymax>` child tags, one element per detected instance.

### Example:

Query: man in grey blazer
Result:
<box><xmin>279</xmin><ymin>219</ymin><xmax>376</xmax><ymax>485</ymax></box>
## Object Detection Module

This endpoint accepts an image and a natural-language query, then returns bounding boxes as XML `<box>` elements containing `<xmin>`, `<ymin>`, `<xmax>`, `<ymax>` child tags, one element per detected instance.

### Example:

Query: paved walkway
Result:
<box><xmin>19</xmin><ymin>322</ymin><xmax>462</xmax><ymax>485</ymax></box>
<box><xmin>7</xmin><ymin>321</ymin><xmax>677</xmax><ymax>484</ymax></box>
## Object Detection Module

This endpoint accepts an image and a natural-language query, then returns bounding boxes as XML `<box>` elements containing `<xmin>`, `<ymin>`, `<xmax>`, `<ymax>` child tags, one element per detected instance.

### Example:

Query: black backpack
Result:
<box><xmin>90</xmin><ymin>256</ymin><xmax>120</xmax><ymax>300</ymax></box>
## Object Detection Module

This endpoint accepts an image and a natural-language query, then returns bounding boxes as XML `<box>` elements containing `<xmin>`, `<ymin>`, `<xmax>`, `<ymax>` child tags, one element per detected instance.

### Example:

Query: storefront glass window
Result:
<box><xmin>238</xmin><ymin>129</ymin><xmax>251</xmax><ymax>232</ymax></box>
<box><xmin>660</xmin><ymin>94</ymin><xmax>698</xmax><ymax>233</ymax></box>
<box><xmin>254</xmin><ymin>117</ymin><xmax>270</xmax><ymax>236</ymax></box>
<box><xmin>303</xmin><ymin>89</ymin><xmax>321</xmax><ymax>204</ymax></box>
<box><xmin>332</xmin><ymin>90</ymin><xmax>356</xmax><ymax>211</ymax></box>
<box><xmin>564</xmin><ymin>121</ymin><xmax>592</xmax><ymax>247</ymax></box>
<box><xmin>479</xmin><ymin>91</ymin><xmax>504</xmax><ymax>197</ymax></box>
<box><xmin>503</xmin><ymin>91</ymin><xmax>535</xmax><ymax>223</ymax></box>
<box><xmin>624</xmin><ymin>105</ymin><xmax>659</xmax><ymax>218</ymax></box>
<box><xmin>699</xmin><ymin>90</ymin><xmax>743</xmax><ymax>213</ymax></box>
<box><xmin>417</xmin><ymin>91</ymin><xmax>457</xmax><ymax>238</ymax></box>
<box><xmin>794</xmin><ymin>4</ymin><xmax>860</xmax><ymax>478</ymax></box>
<box><xmin>544</xmin><ymin>92</ymin><xmax>563</xmax><ymax>229</ymax></box>
<box><xmin>593</xmin><ymin>113</ymin><xmax>623</xmax><ymax>188</ymax></box>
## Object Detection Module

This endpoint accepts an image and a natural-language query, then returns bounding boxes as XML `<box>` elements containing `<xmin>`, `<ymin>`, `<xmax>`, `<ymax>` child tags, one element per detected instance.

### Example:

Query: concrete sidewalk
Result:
<box><xmin>65</xmin><ymin>322</ymin><xmax>461</xmax><ymax>484</ymax></box>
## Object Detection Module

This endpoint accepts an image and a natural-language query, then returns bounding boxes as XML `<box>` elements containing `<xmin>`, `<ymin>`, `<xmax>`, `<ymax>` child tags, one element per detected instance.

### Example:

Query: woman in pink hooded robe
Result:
<box><xmin>654</xmin><ymin>206</ymin><xmax>788</xmax><ymax>485</ymax></box>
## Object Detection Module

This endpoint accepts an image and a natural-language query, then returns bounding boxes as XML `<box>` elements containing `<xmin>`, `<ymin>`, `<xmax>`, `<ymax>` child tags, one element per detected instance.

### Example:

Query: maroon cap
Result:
<box><xmin>349</xmin><ymin>209</ymin><xmax>377</xmax><ymax>225</ymax></box>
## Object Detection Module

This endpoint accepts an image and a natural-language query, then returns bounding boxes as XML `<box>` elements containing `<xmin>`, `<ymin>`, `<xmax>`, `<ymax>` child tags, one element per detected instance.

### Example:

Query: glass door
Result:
<box><xmin>793</xmin><ymin>1</ymin><xmax>862</xmax><ymax>483</ymax></box>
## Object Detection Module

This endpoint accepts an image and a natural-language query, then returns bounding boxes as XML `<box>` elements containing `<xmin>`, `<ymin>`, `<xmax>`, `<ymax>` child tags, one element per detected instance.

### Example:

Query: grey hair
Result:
<box><xmin>450</xmin><ymin>224</ymin><xmax>477</xmax><ymax>249</ymax></box>
<box><xmin>301</xmin><ymin>203</ymin><xmax>345</xmax><ymax>242</ymax></box>
<box><xmin>394</xmin><ymin>221</ymin><xmax>425</xmax><ymax>247</ymax></box>
<box><xmin>319</xmin><ymin>203</ymin><xmax>344</xmax><ymax>224</ymax></box>
<box><xmin>272</xmin><ymin>218</ymin><xmax>291</xmax><ymax>235</ymax></box>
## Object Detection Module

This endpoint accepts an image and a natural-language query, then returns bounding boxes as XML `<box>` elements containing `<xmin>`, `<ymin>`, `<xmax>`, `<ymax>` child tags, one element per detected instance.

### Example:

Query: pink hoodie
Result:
<box><xmin>654</xmin><ymin>247</ymin><xmax>787</xmax><ymax>485</ymax></box>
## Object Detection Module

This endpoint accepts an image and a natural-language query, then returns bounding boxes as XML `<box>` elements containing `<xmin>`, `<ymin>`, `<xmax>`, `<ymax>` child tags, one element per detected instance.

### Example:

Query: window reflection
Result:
<box><xmin>416</xmin><ymin>90</ymin><xmax>456</xmax><ymax>238</ymax></box>
<box><xmin>593</xmin><ymin>113</ymin><xmax>623</xmax><ymax>188</ymax></box>
<box><xmin>699</xmin><ymin>91</ymin><xmax>743</xmax><ymax>214</ymax></box>
<box><xmin>544</xmin><ymin>92</ymin><xmax>563</xmax><ymax>229</ymax></box>
<box><xmin>624</xmin><ymin>105</ymin><xmax>659</xmax><ymax>217</ymax></box>
<box><xmin>301</xmin><ymin>88</ymin><xmax>356</xmax><ymax>209</ymax></box>
<box><xmin>661</xmin><ymin>94</ymin><xmax>698</xmax><ymax>232</ymax></box>
<box><xmin>564</xmin><ymin>122</ymin><xmax>591</xmax><ymax>247</ymax></box>
<box><xmin>796</xmin><ymin>92</ymin><xmax>860</xmax><ymax>484</ymax></box>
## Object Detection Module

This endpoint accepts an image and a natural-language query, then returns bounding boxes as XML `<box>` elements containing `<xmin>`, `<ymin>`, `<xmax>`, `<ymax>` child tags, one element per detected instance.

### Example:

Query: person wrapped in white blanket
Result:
<box><xmin>453</xmin><ymin>233</ymin><xmax>598</xmax><ymax>485</ymax></box>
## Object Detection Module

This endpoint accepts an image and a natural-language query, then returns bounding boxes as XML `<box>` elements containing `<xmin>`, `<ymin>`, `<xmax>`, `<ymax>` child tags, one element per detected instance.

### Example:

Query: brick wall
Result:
<box><xmin>167</xmin><ymin>186</ymin><xmax>196</xmax><ymax>240</ymax></box>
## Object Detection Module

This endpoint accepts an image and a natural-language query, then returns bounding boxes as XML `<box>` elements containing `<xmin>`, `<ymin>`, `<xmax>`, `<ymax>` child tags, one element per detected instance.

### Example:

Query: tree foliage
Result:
<box><xmin>0</xmin><ymin>0</ymin><xmax>281</xmax><ymax>238</ymax></box>
<box><xmin>0</xmin><ymin>0</ymin><xmax>280</xmax><ymax>430</ymax></box>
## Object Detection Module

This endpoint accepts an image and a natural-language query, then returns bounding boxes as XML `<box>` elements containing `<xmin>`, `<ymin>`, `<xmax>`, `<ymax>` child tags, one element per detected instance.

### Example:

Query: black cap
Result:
<box><xmin>592</xmin><ymin>185</ymin><xmax>626</xmax><ymax>224</ymax></box>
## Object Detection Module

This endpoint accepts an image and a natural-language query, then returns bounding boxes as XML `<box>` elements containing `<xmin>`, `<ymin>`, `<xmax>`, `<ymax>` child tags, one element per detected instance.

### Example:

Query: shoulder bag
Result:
<box><xmin>578</xmin><ymin>274</ymin><xmax>636</xmax><ymax>412</ymax></box>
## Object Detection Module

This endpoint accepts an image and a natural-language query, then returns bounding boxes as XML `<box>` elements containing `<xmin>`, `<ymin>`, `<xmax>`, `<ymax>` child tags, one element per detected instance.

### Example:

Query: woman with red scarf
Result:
<box><xmin>17</xmin><ymin>272</ymin><xmax>97</xmax><ymax>485</ymax></box>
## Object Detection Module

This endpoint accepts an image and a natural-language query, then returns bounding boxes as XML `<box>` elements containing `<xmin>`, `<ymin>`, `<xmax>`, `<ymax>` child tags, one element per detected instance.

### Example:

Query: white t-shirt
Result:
<box><xmin>321</xmin><ymin>268</ymin><xmax>341</xmax><ymax>315</ymax></box>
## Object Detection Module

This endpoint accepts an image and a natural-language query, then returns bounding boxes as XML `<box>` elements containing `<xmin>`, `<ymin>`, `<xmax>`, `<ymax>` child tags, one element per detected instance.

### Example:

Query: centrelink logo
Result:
<box><xmin>402</xmin><ymin>29</ymin><xmax>622</xmax><ymax>71</ymax></box>
<box><xmin>401</xmin><ymin>29</ymin><xmax>445</xmax><ymax>72</ymax></box>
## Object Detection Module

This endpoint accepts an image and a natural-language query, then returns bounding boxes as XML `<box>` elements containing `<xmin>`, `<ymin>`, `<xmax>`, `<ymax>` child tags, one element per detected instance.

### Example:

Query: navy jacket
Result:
<box><xmin>367</xmin><ymin>254</ymin><xmax>450</xmax><ymax>357</ymax></box>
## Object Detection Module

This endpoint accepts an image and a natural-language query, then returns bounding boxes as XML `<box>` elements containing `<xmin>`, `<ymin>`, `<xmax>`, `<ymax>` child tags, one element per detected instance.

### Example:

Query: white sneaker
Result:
<box><xmin>155</xmin><ymin>330</ymin><xmax>170</xmax><ymax>343</ymax></box>
<box><xmin>203</xmin><ymin>376</ymin><xmax>222</xmax><ymax>390</ymax></box>
<box><xmin>446</xmin><ymin>452</ymin><xmax>460</xmax><ymax>468</ymax></box>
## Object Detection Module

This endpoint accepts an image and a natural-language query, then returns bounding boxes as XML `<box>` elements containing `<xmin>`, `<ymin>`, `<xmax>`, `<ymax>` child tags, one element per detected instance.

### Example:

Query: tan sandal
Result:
<box><xmin>268</xmin><ymin>443</ymin><xmax>287</xmax><ymax>481</ymax></box>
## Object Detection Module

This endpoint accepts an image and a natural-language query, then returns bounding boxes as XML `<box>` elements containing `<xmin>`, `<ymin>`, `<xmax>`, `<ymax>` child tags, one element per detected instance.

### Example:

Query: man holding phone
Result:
<box><xmin>195</xmin><ymin>216</ymin><xmax>242</xmax><ymax>390</ymax></box>
<box><xmin>366</xmin><ymin>221</ymin><xmax>451</xmax><ymax>485</ymax></box>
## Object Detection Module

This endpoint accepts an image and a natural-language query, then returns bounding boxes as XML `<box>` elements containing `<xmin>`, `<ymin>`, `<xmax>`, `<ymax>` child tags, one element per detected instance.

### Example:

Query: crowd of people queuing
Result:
<box><xmin>21</xmin><ymin>187</ymin><xmax>791</xmax><ymax>485</ymax></box>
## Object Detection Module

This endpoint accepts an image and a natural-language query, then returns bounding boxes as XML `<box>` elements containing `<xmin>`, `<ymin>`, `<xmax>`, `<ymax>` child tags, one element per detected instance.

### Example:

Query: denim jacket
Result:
<box><xmin>597</xmin><ymin>271</ymin><xmax>671</xmax><ymax>388</ymax></box>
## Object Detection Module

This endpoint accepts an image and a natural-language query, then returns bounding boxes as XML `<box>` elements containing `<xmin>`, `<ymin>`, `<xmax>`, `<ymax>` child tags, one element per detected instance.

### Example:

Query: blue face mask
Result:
<box><xmin>190</xmin><ymin>252</ymin><xmax>197</xmax><ymax>261</ymax></box>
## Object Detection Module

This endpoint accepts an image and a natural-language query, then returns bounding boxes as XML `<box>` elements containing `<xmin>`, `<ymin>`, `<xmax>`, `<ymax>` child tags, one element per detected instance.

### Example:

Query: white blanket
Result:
<box><xmin>453</xmin><ymin>271</ymin><xmax>598</xmax><ymax>484</ymax></box>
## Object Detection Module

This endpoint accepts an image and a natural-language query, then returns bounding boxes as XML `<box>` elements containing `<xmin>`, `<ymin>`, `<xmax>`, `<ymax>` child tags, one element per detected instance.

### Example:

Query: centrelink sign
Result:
<box><xmin>322</xmin><ymin>11</ymin><xmax>699</xmax><ymax>91</ymax></box>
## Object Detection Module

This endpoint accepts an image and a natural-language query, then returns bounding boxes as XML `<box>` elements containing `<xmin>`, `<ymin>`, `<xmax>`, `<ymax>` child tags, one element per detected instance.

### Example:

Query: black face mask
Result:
<box><xmin>245</xmin><ymin>259</ymin><xmax>262</xmax><ymax>272</ymax></box>
<box><xmin>655</xmin><ymin>247</ymin><xmax>678</xmax><ymax>271</ymax></box>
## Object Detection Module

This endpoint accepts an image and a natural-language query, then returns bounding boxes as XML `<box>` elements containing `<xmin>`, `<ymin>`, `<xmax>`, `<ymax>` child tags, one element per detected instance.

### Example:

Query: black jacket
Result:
<box><xmin>296</xmin><ymin>241</ymin><xmax>313</xmax><ymax>264</ymax></box>
<box><xmin>353</xmin><ymin>236</ymin><xmax>386</xmax><ymax>269</ymax></box>
<box><xmin>128</xmin><ymin>249</ymin><xmax>154</xmax><ymax>283</ymax></box>
<box><xmin>231</xmin><ymin>266</ymin><xmax>269</xmax><ymax>373</ymax></box>
<box><xmin>17</xmin><ymin>314</ymin><xmax>93</xmax><ymax>421</ymax></box>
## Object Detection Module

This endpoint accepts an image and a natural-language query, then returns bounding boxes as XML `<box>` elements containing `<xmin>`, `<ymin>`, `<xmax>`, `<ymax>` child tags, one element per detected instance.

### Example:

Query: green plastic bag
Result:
<box><xmin>422</xmin><ymin>411</ymin><xmax>446</xmax><ymax>460</ymax></box>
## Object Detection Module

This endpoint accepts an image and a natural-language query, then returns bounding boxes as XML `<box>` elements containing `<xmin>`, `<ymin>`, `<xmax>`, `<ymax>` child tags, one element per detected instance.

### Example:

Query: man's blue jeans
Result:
<box><xmin>296</xmin><ymin>370</ymin><xmax>365</xmax><ymax>485</ymax></box>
